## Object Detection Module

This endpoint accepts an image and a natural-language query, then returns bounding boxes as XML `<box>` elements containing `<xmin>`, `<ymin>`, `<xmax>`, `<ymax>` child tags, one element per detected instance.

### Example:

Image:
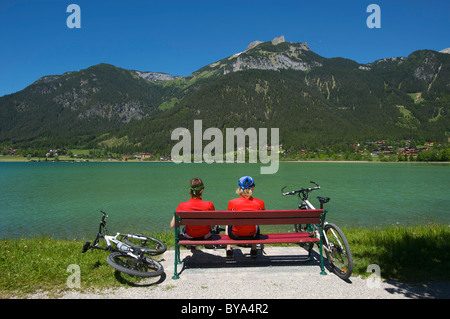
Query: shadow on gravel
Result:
<box><xmin>112</xmin><ymin>262</ymin><xmax>167</xmax><ymax>287</ymax></box>
<box><xmin>177</xmin><ymin>247</ymin><xmax>345</xmax><ymax>280</ymax></box>
<box><xmin>383</xmin><ymin>280</ymin><xmax>450</xmax><ymax>299</ymax></box>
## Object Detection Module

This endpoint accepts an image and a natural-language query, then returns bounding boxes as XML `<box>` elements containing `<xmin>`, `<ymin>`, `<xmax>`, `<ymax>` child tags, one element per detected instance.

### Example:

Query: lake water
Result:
<box><xmin>0</xmin><ymin>161</ymin><xmax>449</xmax><ymax>239</ymax></box>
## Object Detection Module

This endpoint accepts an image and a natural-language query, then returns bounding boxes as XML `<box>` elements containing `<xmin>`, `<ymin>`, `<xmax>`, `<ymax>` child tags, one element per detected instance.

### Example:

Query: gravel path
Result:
<box><xmin>34</xmin><ymin>246</ymin><xmax>450</xmax><ymax>299</ymax></box>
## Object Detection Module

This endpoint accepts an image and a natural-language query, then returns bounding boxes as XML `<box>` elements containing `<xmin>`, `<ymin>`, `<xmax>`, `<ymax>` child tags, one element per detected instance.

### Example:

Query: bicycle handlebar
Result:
<box><xmin>100</xmin><ymin>210</ymin><xmax>108</xmax><ymax>222</ymax></box>
<box><xmin>281</xmin><ymin>181</ymin><xmax>320</xmax><ymax>196</ymax></box>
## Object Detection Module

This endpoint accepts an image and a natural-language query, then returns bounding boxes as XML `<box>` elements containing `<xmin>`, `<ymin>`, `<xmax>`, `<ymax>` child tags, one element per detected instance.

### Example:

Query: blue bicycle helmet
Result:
<box><xmin>238</xmin><ymin>176</ymin><xmax>255</xmax><ymax>190</ymax></box>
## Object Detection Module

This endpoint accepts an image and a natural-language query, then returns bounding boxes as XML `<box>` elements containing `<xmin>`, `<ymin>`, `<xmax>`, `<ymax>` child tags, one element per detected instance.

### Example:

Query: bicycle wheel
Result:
<box><xmin>107</xmin><ymin>252</ymin><xmax>164</xmax><ymax>277</ymax></box>
<box><xmin>323</xmin><ymin>223</ymin><xmax>353</xmax><ymax>280</ymax></box>
<box><xmin>124</xmin><ymin>234</ymin><xmax>167</xmax><ymax>255</ymax></box>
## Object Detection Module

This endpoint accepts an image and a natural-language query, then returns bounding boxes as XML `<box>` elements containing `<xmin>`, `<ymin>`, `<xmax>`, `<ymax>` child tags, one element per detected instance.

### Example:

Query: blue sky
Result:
<box><xmin>0</xmin><ymin>0</ymin><xmax>449</xmax><ymax>97</ymax></box>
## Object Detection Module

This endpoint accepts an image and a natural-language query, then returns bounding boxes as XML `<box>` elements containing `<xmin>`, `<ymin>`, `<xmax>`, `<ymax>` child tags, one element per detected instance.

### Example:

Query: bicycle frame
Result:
<box><xmin>293</xmin><ymin>187</ymin><xmax>350</xmax><ymax>270</ymax></box>
<box><xmin>298</xmin><ymin>197</ymin><xmax>331</xmax><ymax>249</ymax></box>
<box><xmin>87</xmin><ymin>211</ymin><xmax>145</xmax><ymax>259</ymax></box>
<box><xmin>300</xmin><ymin>198</ymin><xmax>316</xmax><ymax>210</ymax></box>
<box><xmin>282</xmin><ymin>182</ymin><xmax>353</xmax><ymax>279</ymax></box>
<box><xmin>82</xmin><ymin>210</ymin><xmax>166</xmax><ymax>278</ymax></box>
<box><xmin>101</xmin><ymin>233</ymin><xmax>139</xmax><ymax>257</ymax></box>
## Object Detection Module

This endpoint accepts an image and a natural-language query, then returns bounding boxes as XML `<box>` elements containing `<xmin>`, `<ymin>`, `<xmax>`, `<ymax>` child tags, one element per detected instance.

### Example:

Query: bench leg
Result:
<box><xmin>172</xmin><ymin>221</ymin><xmax>182</xmax><ymax>279</ymax></box>
<box><xmin>318</xmin><ymin>239</ymin><xmax>327</xmax><ymax>276</ymax></box>
<box><xmin>172</xmin><ymin>241</ymin><xmax>180</xmax><ymax>279</ymax></box>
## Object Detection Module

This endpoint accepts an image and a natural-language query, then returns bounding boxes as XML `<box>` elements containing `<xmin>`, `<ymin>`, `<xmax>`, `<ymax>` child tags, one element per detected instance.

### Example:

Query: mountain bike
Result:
<box><xmin>281</xmin><ymin>181</ymin><xmax>353</xmax><ymax>280</ymax></box>
<box><xmin>81</xmin><ymin>210</ymin><xmax>166</xmax><ymax>277</ymax></box>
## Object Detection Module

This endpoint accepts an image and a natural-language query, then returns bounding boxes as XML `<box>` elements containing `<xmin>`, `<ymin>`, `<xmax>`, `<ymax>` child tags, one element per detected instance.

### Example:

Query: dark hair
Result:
<box><xmin>189</xmin><ymin>177</ymin><xmax>204</xmax><ymax>198</ymax></box>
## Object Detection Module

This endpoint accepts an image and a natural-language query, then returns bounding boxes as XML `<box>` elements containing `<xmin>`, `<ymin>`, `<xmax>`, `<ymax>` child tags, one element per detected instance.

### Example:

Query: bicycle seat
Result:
<box><xmin>317</xmin><ymin>196</ymin><xmax>330</xmax><ymax>204</ymax></box>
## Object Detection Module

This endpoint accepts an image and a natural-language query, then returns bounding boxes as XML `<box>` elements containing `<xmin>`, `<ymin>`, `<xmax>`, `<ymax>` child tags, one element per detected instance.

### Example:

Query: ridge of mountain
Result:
<box><xmin>134</xmin><ymin>70</ymin><xmax>183</xmax><ymax>82</ymax></box>
<box><xmin>189</xmin><ymin>36</ymin><xmax>319</xmax><ymax>80</ymax></box>
<box><xmin>0</xmin><ymin>37</ymin><xmax>449</xmax><ymax>154</ymax></box>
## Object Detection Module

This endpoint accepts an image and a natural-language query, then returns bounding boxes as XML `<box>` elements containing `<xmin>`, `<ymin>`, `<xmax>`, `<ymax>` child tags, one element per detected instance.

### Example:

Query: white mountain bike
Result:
<box><xmin>282</xmin><ymin>181</ymin><xmax>353</xmax><ymax>280</ymax></box>
<box><xmin>82</xmin><ymin>210</ymin><xmax>166</xmax><ymax>277</ymax></box>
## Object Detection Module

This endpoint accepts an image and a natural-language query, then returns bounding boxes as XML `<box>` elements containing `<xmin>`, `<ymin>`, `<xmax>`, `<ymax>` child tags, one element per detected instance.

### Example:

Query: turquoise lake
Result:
<box><xmin>0</xmin><ymin>161</ymin><xmax>449</xmax><ymax>239</ymax></box>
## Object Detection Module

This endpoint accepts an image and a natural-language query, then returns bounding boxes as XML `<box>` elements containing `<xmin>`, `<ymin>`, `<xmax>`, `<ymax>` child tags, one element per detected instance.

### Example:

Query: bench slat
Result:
<box><xmin>176</xmin><ymin>209</ymin><xmax>323</xmax><ymax>226</ymax></box>
<box><xmin>178</xmin><ymin>233</ymin><xmax>319</xmax><ymax>246</ymax></box>
<box><xmin>181</xmin><ymin>217</ymin><xmax>321</xmax><ymax>226</ymax></box>
<box><xmin>177</xmin><ymin>210</ymin><xmax>322</xmax><ymax>218</ymax></box>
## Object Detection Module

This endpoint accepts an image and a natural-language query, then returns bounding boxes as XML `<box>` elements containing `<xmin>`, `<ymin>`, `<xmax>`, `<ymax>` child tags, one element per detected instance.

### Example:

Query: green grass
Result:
<box><xmin>158</xmin><ymin>98</ymin><xmax>180</xmax><ymax>111</ymax></box>
<box><xmin>407</xmin><ymin>92</ymin><xmax>425</xmax><ymax>104</ymax></box>
<box><xmin>0</xmin><ymin>232</ymin><xmax>172</xmax><ymax>298</ymax></box>
<box><xmin>1</xmin><ymin>225</ymin><xmax>448</xmax><ymax>297</ymax></box>
<box><xmin>342</xmin><ymin>224</ymin><xmax>450</xmax><ymax>282</ymax></box>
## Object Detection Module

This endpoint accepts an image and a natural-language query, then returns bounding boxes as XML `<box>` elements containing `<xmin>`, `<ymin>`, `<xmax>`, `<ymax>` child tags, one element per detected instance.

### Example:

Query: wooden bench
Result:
<box><xmin>172</xmin><ymin>209</ymin><xmax>327</xmax><ymax>279</ymax></box>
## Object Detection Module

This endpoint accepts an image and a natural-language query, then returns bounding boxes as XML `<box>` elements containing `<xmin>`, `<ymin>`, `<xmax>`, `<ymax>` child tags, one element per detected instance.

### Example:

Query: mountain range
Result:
<box><xmin>1</xmin><ymin>36</ymin><xmax>449</xmax><ymax>155</ymax></box>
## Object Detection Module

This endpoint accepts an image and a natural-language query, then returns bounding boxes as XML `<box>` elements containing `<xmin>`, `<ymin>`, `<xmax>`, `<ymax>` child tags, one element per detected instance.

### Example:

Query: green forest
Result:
<box><xmin>1</xmin><ymin>41</ymin><xmax>449</xmax><ymax>161</ymax></box>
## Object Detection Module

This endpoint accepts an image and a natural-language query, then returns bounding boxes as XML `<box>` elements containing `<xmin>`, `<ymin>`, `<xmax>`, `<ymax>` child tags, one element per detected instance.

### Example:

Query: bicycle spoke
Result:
<box><xmin>124</xmin><ymin>234</ymin><xmax>167</xmax><ymax>255</ymax></box>
<box><xmin>324</xmin><ymin>223</ymin><xmax>353</xmax><ymax>279</ymax></box>
<box><xmin>107</xmin><ymin>252</ymin><xmax>164</xmax><ymax>277</ymax></box>
<box><xmin>85</xmin><ymin>211</ymin><xmax>165</xmax><ymax>278</ymax></box>
<box><xmin>281</xmin><ymin>185</ymin><xmax>353</xmax><ymax>280</ymax></box>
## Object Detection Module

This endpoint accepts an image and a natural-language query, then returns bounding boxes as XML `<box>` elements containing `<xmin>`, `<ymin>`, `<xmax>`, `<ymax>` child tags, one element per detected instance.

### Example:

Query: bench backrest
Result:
<box><xmin>175</xmin><ymin>209</ymin><xmax>324</xmax><ymax>226</ymax></box>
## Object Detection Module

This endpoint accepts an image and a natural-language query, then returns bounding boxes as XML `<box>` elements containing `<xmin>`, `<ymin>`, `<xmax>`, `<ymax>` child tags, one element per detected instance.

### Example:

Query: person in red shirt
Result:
<box><xmin>226</xmin><ymin>176</ymin><xmax>265</xmax><ymax>259</ymax></box>
<box><xmin>170</xmin><ymin>177</ymin><xmax>215</xmax><ymax>240</ymax></box>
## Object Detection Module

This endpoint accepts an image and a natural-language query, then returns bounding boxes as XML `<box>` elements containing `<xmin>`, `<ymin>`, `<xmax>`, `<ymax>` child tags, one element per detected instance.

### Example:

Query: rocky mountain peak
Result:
<box><xmin>135</xmin><ymin>71</ymin><xmax>182</xmax><ymax>82</ymax></box>
<box><xmin>271</xmin><ymin>35</ymin><xmax>285</xmax><ymax>45</ymax></box>
<box><xmin>222</xmin><ymin>36</ymin><xmax>318</xmax><ymax>74</ymax></box>
<box><xmin>246</xmin><ymin>35</ymin><xmax>286</xmax><ymax>51</ymax></box>
<box><xmin>246</xmin><ymin>40</ymin><xmax>263</xmax><ymax>51</ymax></box>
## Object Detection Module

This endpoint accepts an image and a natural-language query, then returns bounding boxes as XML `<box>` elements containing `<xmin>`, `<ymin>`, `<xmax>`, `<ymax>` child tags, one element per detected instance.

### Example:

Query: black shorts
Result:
<box><xmin>181</xmin><ymin>226</ymin><xmax>213</xmax><ymax>240</ymax></box>
<box><xmin>227</xmin><ymin>225</ymin><xmax>260</xmax><ymax>240</ymax></box>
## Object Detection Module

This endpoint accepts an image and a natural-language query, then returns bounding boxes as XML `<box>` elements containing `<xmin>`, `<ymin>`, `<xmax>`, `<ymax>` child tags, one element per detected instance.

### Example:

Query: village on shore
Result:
<box><xmin>2</xmin><ymin>139</ymin><xmax>449</xmax><ymax>163</ymax></box>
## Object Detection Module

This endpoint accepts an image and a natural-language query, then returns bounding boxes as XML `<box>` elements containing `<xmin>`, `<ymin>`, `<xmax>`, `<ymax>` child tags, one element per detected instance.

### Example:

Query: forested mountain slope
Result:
<box><xmin>1</xmin><ymin>37</ymin><xmax>448</xmax><ymax>154</ymax></box>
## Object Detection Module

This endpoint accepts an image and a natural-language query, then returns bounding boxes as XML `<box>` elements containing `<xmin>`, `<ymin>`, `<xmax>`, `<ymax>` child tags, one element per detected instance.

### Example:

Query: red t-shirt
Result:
<box><xmin>227</xmin><ymin>196</ymin><xmax>265</xmax><ymax>236</ymax></box>
<box><xmin>176</xmin><ymin>198</ymin><xmax>215</xmax><ymax>238</ymax></box>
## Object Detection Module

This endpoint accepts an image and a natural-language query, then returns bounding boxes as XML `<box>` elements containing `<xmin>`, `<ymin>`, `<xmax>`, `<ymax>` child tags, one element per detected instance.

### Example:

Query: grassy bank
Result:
<box><xmin>343</xmin><ymin>224</ymin><xmax>449</xmax><ymax>282</ymax></box>
<box><xmin>0</xmin><ymin>231</ymin><xmax>172</xmax><ymax>298</ymax></box>
<box><xmin>1</xmin><ymin>225</ymin><xmax>448</xmax><ymax>297</ymax></box>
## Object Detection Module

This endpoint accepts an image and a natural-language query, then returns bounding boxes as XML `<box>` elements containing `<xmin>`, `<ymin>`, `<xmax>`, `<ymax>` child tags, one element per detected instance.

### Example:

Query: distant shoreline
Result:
<box><xmin>1</xmin><ymin>157</ymin><xmax>449</xmax><ymax>164</ymax></box>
